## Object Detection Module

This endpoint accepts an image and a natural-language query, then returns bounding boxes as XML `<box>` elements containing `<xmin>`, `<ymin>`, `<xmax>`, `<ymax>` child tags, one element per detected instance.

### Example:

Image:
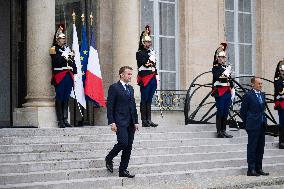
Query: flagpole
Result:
<box><xmin>72</xmin><ymin>11</ymin><xmax>84</xmax><ymax>118</ymax></box>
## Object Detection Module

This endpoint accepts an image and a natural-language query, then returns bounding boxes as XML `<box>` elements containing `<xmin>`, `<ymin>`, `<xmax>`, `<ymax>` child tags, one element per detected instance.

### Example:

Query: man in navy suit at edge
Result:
<box><xmin>105</xmin><ymin>66</ymin><xmax>139</xmax><ymax>178</ymax></box>
<box><xmin>240</xmin><ymin>77</ymin><xmax>269</xmax><ymax>176</ymax></box>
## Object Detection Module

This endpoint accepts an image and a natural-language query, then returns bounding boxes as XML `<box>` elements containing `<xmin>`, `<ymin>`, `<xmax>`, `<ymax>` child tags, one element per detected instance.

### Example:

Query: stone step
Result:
<box><xmin>0</xmin><ymin>142</ymin><xmax>278</xmax><ymax>163</ymax></box>
<box><xmin>0</xmin><ymin>142</ymin><xmax>279</xmax><ymax>164</ymax></box>
<box><xmin>0</xmin><ymin>163</ymin><xmax>284</xmax><ymax>189</ymax></box>
<box><xmin>0</xmin><ymin>130</ymin><xmax>248</xmax><ymax>145</ymax></box>
<box><xmin>1</xmin><ymin>156</ymin><xmax>283</xmax><ymax>185</ymax></box>
<box><xmin>0</xmin><ymin>125</ymin><xmax>218</xmax><ymax>137</ymax></box>
<box><xmin>0</xmin><ymin>149</ymin><xmax>283</xmax><ymax>174</ymax></box>
<box><xmin>0</xmin><ymin>136</ymin><xmax>276</xmax><ymax>154</ymax></box>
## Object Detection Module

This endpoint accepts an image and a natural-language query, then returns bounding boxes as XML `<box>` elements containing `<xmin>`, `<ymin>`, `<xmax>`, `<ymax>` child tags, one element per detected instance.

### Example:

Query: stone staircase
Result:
<box><xmin>0</xmin><ymin>124</ymin><xmax>283</xmax><ymax>189</ymax></box>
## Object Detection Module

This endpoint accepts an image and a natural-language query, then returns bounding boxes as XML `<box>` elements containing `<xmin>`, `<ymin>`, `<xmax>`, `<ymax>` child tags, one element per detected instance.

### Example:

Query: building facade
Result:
<box><xmin>0</xmin><ymin>0</ymin><xmax>284</xmax><ymax>127</ymax></box>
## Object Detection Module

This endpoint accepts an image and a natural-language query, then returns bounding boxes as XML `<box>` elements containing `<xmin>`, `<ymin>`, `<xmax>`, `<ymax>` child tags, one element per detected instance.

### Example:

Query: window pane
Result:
<box><xmin>160</xmin><ymin>72</ymin><xmax>176</xmax><ymax>90</ymax></box>
<box><xmin>227</xmin><ymin>43</ymin><xmax>235</xmax><ymax>74</ymax></box>
<box><xmin>239</xmin><ymin>0</ymin><xmax>251</xmax><ymax>12</ymax></box>
<box><xmin>159</xmin><ymin>37</ymin><xmax>175</xmax><ymax>71</ymax></box>
<box><xmin>141</xmin><ymin>0</ymin><xmax>154</xmax><ymax>33</ymax></box>
<box><xmin>225</xmin><ymin>11</ymin><xmax>234</xmax><ymax>42</ymax></box>
<box><xmin>225</xmin><ymin>0</ymin><xmax>234</xmax><ymax>10</ymax></box>
<box><xmin>159</xmin><ymin>2</ymin><xmax>175</xmax><ymax>36</ymax></box>
<box><xmin>238</xmin><ymin>13</ymin><xmax>252</xmax><ymax>43</ymax></box>
<box><xmin>239</xmin><ymin>44</ymin><xmax>252</xmax><ymax>75</ymax></box>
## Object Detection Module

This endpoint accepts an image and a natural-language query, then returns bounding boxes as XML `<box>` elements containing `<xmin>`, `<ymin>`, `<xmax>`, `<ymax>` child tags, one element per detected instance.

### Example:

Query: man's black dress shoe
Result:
<box><xmin>119</xmin><ymin>170</ymin><xmax>135</xmax><ymax>178</ymax></box>
<box><xmin>247</xmin><ymin>170</ymin><xmax>260</xmax><ymax>176</ymax></box>
<box><xmin>105</xmin><ymin>159</ymin><xmax>113</xmax><ymax>173</ymax></box>
<box><xmin>256</xmin><ymin>169</ymin><xmax>269</xmax><ymax>176</ymax></box>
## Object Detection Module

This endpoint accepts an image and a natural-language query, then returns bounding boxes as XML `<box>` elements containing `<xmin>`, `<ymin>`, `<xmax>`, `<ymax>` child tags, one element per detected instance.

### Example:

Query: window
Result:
<box><xmin>225</xmin><ymin>0</ymin><xmax>254</xmax><ymax>82</ymax></box>
<box><xmin>55</xmin><ymin>0</ymin><xmax>98</xmax><ymax>46</ymax></box>
<box><xmin>141</xmin><ymin>0</ymin><xmax>179</xmax><ymax>90</ymax></box>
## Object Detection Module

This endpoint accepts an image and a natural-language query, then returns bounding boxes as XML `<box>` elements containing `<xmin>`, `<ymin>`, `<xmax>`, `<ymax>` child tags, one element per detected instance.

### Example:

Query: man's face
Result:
<box><xmin>121</xmin><ymin>69</ymin><xmax>132</xmax><ymax>83</ymax></box>
<box><xmin>252</xmin><ymin>78</ymin><xmax>263</xmax><ymax>91</ymax></box>
<box><xmin>143</xmin><ymin>41</ymin><xmax>152</xmax><ymax>49</ymax></box>
<box><xmin>279</xmin><ymin>64</ymin><xmax>284</xmax><ymax>78</ymax></box>
<box><xmin>57</xmin><ymin>38</ymin><xmax>66</xmax><ymax>46</ymax></box>
<box><xmin>217</xmin><ymin>56</ymin><xmax>226</xmax><ymax>65</ymax></box>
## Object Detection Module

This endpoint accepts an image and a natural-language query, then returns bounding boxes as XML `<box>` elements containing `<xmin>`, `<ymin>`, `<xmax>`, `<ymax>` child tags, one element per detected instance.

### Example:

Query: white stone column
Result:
<box><xmin>13</xmin><ymin>0</ymin><xmax>57</xmax><ymax>127</ymax></box>
<box><xmin>112</xmin><ymin>0</ymin><xmax>140</xmax><ymax>98</ymax></box>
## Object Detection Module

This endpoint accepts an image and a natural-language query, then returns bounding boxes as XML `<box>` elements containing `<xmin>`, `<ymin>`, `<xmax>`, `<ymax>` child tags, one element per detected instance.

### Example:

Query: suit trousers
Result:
<box><xmin>106</xmin><ymin>125</ymin><xmax>135</xmax><ymax>172</ymax></box>
<box><xmin>246</xmin><ymin>126</ymin><xmax>265</xmax><ymax>171</ymax></box>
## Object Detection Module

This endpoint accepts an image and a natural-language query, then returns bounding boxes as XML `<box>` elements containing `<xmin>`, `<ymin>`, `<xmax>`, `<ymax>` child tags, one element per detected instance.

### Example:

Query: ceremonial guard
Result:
<box><xmin>211</xmin><ymin>47</ymin><xmax>233</xmax><ymax>138</ymax></box>
<box><xmin>136</xmin><ymin>25</ymin><xmax>158</xmax><ymax>127</ymax></box>
<box><xmin>274</xmin><ymin>59</ymin><xmax>284</xmax><ymax>149</ymax></box>
<box><xmin>49</xmin><ymin>26</ymin><xmax>77</xmax><ymax>128</ymax></box>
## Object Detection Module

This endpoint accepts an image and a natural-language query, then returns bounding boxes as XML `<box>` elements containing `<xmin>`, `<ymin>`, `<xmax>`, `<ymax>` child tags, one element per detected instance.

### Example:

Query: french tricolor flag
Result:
<box><xmin>84</xmin><ymin>26</ymin><xmax>106</xmax><ymax>107</ymax></box>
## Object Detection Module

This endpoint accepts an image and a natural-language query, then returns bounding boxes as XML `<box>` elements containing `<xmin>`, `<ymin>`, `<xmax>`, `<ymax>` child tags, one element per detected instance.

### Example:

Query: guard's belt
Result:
<box><xmin>138</xmin><ymin>65</ymin><xmax>154</xmax><ymax>72</ymax></box>
<box><xmin>276</xmin><ymin>95</ymin><xmax>284</xmax><ymax>100</ymax></box>
<box><xmin>214</xmin><ymin>81</ymin><xmax>230</xmax><ymax>87</ymax></box>
<box><xmin>54</xmin><ymin>67</ymin><xmax>73</xmax><ymax>71</ymax></box>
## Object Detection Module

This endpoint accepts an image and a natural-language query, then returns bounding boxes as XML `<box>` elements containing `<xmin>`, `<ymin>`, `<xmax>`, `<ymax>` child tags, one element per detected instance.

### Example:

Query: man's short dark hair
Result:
<box><xmin>119</xmin><ymin>66</ymin><xmax>133</xmax><ymax>75</ymax></box>
<box><xmin>251</xmin><ymin>76</ymin><xmax>260</xmax><ymax>84</ymax></box>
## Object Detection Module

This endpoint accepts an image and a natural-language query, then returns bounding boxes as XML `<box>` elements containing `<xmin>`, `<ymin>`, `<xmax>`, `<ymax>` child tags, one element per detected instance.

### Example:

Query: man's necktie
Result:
<box><xmin>125</xmin><ymin>84</ymin><xmax>131</xmax><ymax>96</ymax></box>
<box><xmin>256</xmin><ymin>92</ymin><xmax>263</xmax><ymax>104</ymax></box>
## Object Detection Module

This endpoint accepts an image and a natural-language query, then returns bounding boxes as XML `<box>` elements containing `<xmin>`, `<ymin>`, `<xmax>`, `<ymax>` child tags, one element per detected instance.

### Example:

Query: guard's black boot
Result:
<box><xmin>146</xmin><ymin>103</ymin><xmax>158</xmax><ymax>127</ymax></box>
<box><xmin>55</xmin><ymin>100</ymin><xmax>65</xmax><ymax>128</ymax></box>
<box><xmin>63</xmin><ymin>101</ymin><xmax>72</xmax><ymax>127</ymax></box>
<box><xmin>216</xmin><ymin>115</ymin><xmax>224</xmax><ymax>138</ymax></box>
<box><xmin>222</xmin><ymin>117</ymin><xmax>233</xmax><ymax>138</ymax></box>
<box><xmin>141</xmin><ymin>102</ymin><xmax>150</xmax><ymax>127</ymax></box>
<box><xmin>279</xmin><ymin>126</ymin><xmax>284</xmax><ymax>149</ymax></box>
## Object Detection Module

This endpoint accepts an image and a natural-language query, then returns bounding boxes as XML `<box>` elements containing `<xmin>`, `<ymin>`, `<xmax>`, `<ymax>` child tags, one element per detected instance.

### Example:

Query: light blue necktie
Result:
<box><xmin>256</xmin><ymin>92</ymin><xmax>263</xmax><ymax>104</ymax></box>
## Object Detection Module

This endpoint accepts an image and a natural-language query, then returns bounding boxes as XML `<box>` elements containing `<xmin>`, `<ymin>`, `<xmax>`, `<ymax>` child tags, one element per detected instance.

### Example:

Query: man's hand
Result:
<box><xmin>135</xmin><ymin>124</ymin><xmax>139</xmax><ymax>131</ymax></box>
<box><xmin>110</xmin><ymin>123</ymin><xmax>117</xmax><ymax>132</ymax></box>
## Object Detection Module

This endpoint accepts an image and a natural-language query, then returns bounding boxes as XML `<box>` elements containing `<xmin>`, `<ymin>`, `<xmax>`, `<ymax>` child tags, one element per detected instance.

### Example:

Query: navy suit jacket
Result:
<box><xmin>240</xmin><ymin>89</ymin><xmax>267</xmax><ymax>130</ymax></box>
<box><xmin>107</xmin><ymin>81</ymin><xmax>138</xmax><ymax>127</ymax></box>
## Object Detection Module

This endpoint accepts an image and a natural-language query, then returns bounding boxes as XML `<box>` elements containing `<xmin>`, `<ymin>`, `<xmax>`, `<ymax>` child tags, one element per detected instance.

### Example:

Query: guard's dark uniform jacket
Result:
<box><xmin>136</xmin><ymin>48</ymin><xmax>157</xmax><ymax>87</ymax></box>
<box><xmin>211</xmin><ymin>63</ymin><xmax>233</xmax><ymax>97</ymax></box>
<box><xmin>50</xmin><ymin>44</ymin><xmax>77</xmax><ymax>86</ymax></box>
<box><xmin>274</xmin><ymin>76</ymin><xmax>284</xmax><ymax>110</ymax></box>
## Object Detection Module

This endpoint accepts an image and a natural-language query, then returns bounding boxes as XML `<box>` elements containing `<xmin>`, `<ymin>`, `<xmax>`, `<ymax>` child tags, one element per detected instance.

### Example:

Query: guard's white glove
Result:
<box><xmin>61</xmin><ymin>47</ymin><xmax>71</xmax><ymax>60</ymax></box>
<box><xmin>231</xmin><ymin>88</ymin><xmax>235</xmax><ymax>103</ymax></box>
<box><xmin>223</xmin><ymin>65</ymin><xmax>231</xmax><ymax>77</ymax></box>
<box><xmin>149</xmin><ymin>55</ymin><xmax>156</xmax><ymax>63</ymax></box>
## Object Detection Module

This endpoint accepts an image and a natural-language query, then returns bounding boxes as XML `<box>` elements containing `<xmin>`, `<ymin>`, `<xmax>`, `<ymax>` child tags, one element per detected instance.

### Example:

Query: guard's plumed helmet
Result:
<box><xmin>52</xmin><ymin>25</ymin><xmax>66</xmax><ymax>46</ymax></box>
<box><xmin>142</xmin><ymin>25</ymin><xmax>151</xmax><ymax>44</ymax></box>
<box><xmin>56</xmin><ymin>26</ymin><xmax>65</xmax><ymax>40</ymax></box>
<box><xmin>139</xmin><ymin>25</ymin><xmax>152</xmax><ymax>50</ymax></box>
<box><xmin>274</xmin><ymin>59</ymin><xmax>284</xmax><ymax>80</ymax></box>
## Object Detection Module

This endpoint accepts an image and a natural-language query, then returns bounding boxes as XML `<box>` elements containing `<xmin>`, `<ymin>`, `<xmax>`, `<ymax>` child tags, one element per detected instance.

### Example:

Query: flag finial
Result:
<box><xmin>90</xmin><ymin>12</ymin><xmax>93</xmax><ymax>26</ymax></box>
<box><xmin>81</xmin><ymin>13</ymin><xmax>85</xmax><ymax>23</ymax></box>
<box><xmin>72</xmin><ymin>11</ymin><xmax>76</xmax><ymax>23</ymax></box>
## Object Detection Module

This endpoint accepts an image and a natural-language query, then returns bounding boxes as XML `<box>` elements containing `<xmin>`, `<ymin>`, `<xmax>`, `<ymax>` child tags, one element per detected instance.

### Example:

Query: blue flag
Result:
<box><xmin>80</xmin><ymin>24</ymin><xmax>89</xmax><ymax>83</ymax></box>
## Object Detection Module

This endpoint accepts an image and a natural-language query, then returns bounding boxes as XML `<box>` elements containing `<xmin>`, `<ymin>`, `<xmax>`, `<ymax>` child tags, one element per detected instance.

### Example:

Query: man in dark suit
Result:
<box><xmin>240</xmin><ymin>77</ymin><xmax>269</xmax><ymax>176</ymax></box>
<box><xmin>105</xmin><ymin>66</ymin><xmax>139</xmax><ymax>178</ymax></box>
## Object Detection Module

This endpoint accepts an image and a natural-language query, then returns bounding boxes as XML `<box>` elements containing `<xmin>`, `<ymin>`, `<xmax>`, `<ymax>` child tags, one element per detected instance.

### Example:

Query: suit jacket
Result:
<box><xmin>107</xmin><ymin>81</ymin><xmax>138</xmax><ymax>127</ymax></box>
<box><xmin>240</xmin><ymin>89</ymin><xmax>267</xmax><ymax>130</ymax></box>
